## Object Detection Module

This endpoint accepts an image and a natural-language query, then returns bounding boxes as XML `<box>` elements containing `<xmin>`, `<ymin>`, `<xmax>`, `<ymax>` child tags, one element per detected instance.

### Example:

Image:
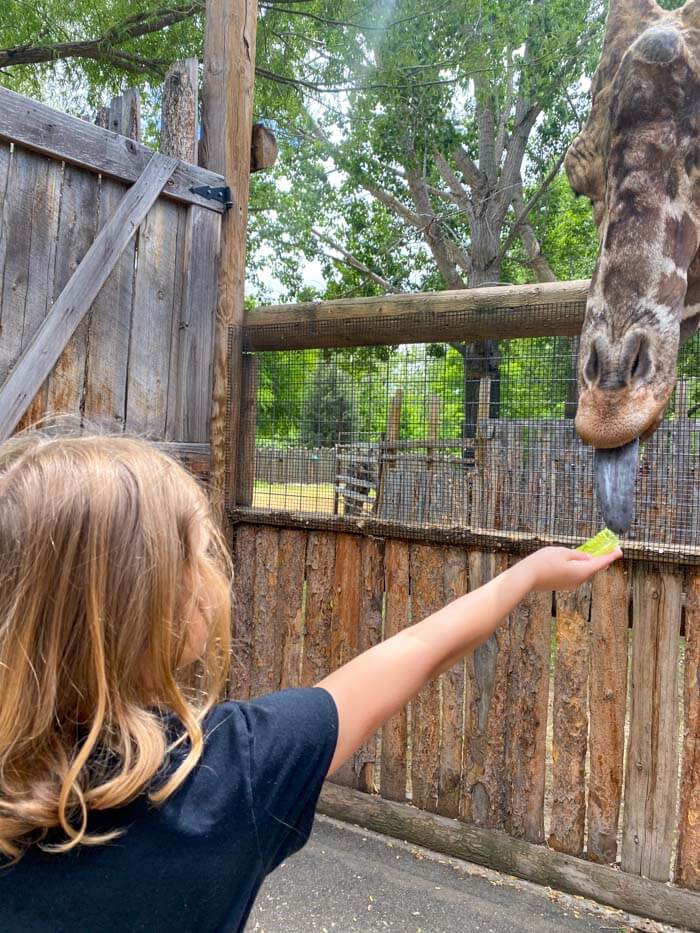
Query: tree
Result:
<box><xmin>300</xmin><ymin>360</ymin><xmax>355</xmax><ymax>447</ymax></box>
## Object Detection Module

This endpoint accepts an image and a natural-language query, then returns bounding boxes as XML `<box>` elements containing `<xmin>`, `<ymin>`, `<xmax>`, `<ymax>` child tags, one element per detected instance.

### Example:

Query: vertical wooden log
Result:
<box><xmin>549</xmin><ymin>584</ymin><xmax>592</xmax><ymax>855</ymax></box>
<box><xmin>461</xmin><ymin>550</ymin><xmax>511</xmax><ymax>828</ymax></box>
<box><xmin>250</xmin><ymin>526</ymin><xmax>280</xmax><ymax>697</ymax></box>
<box><xmin>380</xmin><ymin>539</ymin><xmax>410</xmax><ymax>802</ymax></box>
<box><xmin>505</xmin><ymin>587</ymin><xmax>552</xmax><ymax>843</ymax></box>
<box><xmin>437</xmin><ymin>547</ymin><xmax>468</xmax><ymax>818</ymax></box>
<box><xmin>230</xmin><ymin>524</ymin><xmax>256</xmax><ymax>699</ymax></box>
<box><xmin>677</xmin><ymin>572</ymin><xmax>700</xmax><ymax>890</ymax></box>
<box><xmin>356</xmin><ymin>536</ymin><xmax>385</xmax><ymax>793</ymax></box>
<box><xmin>622</xmin><ymin>569</ymin><xmax>682</xmax><ymax>881</ymax></box>
<box><xmin>106</xmin><ymin>89</ymin><xmax>141</xmax><ymax>140</ymax></box>
<box><xmin>278</xmin><ymin>530</ymin><xmax>308</xmax><ymax>691</ymax></box>
<box><xmin>410</xmin><ymin>544</ymin><xmax>445</xmax><ymax>813</ymax></box>
<box><xmin>200</xmin><ymin>0</ymin><xmax>259</xmax><ymax>516</ymax></box>
<box><xmin>236</xmin><ymin>354</ymin><xmax>258</xmax><ymax>506</ymax></box>
<box><xmin>587</xmin><ymin>563</ymin><xmax>630</xmax><ymax>864</ymax></box>
<box><xmin>160</xmin><ymin>59</ymin><xmax>199</xmax><ymax>163</ymax></box>
<box><xmin>301</xmin><ymin>531</ymin><xmax>335</xmax><ymax>685</ymax></box>
<box><xmin>329</xmin><ymin>534</ymin><xmax>363</xmax><ymax>788</ymax></box>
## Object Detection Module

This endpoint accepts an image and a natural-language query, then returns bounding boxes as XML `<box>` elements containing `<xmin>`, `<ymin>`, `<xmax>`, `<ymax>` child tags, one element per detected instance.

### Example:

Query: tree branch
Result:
<box><xmin>311</xmin><ymin>228</ymin><xmax>400</xmax><ymax>293</ymax></box>
<box><xmin>433</xmin><ymin>151</ymin><xmax>474</xmax><ymax>223</ymax></box>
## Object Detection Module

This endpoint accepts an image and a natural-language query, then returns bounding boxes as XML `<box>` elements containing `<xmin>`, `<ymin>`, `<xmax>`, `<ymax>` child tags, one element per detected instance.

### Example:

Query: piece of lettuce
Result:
<box><xmin>576</xmin><ymin>528</ymin><xmax>621</xmax><ymax>556</ymax></box>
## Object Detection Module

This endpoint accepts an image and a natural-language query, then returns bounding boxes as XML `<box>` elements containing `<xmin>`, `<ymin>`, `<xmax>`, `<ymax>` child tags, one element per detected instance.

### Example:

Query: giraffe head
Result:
<box><xmin>565</xmin><ymin>0</ymin><xmax>700</xmax><ymax>530</ymax></box>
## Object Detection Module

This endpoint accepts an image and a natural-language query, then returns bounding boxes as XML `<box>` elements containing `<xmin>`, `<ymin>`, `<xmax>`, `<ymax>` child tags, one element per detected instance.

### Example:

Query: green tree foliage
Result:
<box><xmin>300</xmin><ymin>360</ymin><xmax>356</xmax><ymax>447</ymax></box>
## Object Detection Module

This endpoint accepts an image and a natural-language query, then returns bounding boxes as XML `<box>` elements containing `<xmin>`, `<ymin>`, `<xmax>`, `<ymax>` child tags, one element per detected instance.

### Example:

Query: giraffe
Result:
<box><xmin>564</xmin><ymin>0</ymin><xmax>700</xmax><ymax>533</ymax></box>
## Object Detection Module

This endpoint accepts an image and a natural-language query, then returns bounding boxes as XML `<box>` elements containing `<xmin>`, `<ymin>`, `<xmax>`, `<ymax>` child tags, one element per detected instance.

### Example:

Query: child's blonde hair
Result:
<box><xmin>0</xmin><ymin>433</ymin><xmax>232</xmax><ymax>861</ymax></box>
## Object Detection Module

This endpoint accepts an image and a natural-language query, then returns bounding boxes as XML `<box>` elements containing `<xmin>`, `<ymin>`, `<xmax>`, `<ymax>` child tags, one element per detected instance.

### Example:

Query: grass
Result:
<box><xmin>253</xmin><ymin>481</ymin><xmax>336</xmax><ymax>514</ymax></box>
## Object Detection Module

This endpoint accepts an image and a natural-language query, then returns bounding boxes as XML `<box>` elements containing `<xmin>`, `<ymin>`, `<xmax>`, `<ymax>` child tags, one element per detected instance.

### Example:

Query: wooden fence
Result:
<box><xmin>0</xmin><ymin>76</ymin><xmax>225</xmax><ymax>479</ymax></box>
<box><xmin>230</xmin><ymin>523</ymin><xmax>700</xmax><ymax>926</ymax></box>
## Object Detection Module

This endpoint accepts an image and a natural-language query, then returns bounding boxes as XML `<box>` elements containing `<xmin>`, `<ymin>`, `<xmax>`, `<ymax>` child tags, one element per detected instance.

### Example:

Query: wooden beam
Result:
<box><xmin>200</xmin><ymin>0</ymin><xmax>259</xmax><ymax>517</ymax></box>
<box><xmin>0</xmin><ymin>86</ymin><xmax>223</xmax><ymax>212</ymax></box>
<box><xmin>227</xmin><ymin>509</ymin><xmax>700</xmax><ymax>567</ymax></box>
<box><xmin>251</xmin><ymin>123</ymin><xmax>278</xmax><ymax>172</ymax></box>
<box><xmin>243</xmin><ymin>279</ymin><xmax>591</xmax><ymax>350</ymax></box>
<box><xmin>318</xmin><ymin>784</ymin><xmax>700</xmax><ymax>931</ymax></box>
<box><xmin>0</xmin><ymin>154</ymin><xmax>178</xmax><ymax>441</ymax></box>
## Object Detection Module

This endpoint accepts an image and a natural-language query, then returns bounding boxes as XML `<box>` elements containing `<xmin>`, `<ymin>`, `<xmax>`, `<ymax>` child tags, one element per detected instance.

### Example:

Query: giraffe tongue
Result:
<box><xmin>594</xmin><ymin>438</ymin><xmax>639</xmax><ymax>535</ymax></box>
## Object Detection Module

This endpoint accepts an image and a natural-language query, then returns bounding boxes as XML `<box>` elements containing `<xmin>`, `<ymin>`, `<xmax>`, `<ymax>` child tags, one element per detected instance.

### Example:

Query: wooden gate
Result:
<box><xmin>0</xmin><ymin>86</ymin><xmax>223</xmax><ymax>470</ymax></box>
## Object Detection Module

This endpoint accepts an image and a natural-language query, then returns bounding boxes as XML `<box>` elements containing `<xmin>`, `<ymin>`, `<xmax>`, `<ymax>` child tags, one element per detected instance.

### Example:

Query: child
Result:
<box><xmin>0</xmin><ymin>433</ymin><xmax>620</xmax><ymax>932</ymax></box>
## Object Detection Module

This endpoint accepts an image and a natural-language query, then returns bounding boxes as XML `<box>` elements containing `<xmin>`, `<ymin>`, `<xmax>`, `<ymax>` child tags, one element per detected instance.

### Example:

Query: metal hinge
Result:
<box><xmin>189</xmin><ymin>185</ymin><xmax>233</xmax><ymax>209</ymax></box>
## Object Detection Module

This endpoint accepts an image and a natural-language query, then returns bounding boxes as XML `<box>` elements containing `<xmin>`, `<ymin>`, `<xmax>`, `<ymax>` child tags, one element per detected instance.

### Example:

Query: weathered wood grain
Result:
<box><xmin>131</xmin><ymin>198</ymin><xmax>185</xmax><ymax>437</ymax></box>
<box><xmin>0</xmin><ymin>86</ymin><xmax>224</xmax><ymax>211</ymax></box>
<box><xmin>356</xmin><ymin>536</ymin><xmax>385</xmax><ymax>793</ymax></box>
<box><xmin>410</xmin><ymin>543</ymin><xmax>446</xmax><ymax>813</ymax></box>
<box><xmin>277</xmin><ymin>530</ymin><xmax>308</xmax><ymax>691</ymax></box>
<box><xmin>505</xmin><ymin>586</ymin><xmax>552</xmax><ymax>843</ymax></box>
<box><xmin>169</xmin><ymin>205</ymin><xmax>219</xmax><ymax>443</ymax></box>
<box><xmin>81</xmin><ymin>177</ymin><xmax>135</xmax><ymax>430</ymax></box>
<box><xmin>0</xmin><ymin>144</ymin><xmax>12</xmax><ymax>290</ymax></box>
<box><xmin>622</xmin><ymin>569</ymin><xmax>682</xmax><ymax>881</ymax></box>
<box><xmin>244</xmin><ymin>280</ymin><xmax>590</xmax><ymax>351</ymax></box>
<box><xmin>250</xmin><ymin>526</ymin><xmax>281</xmax><ymax>697</ymax></box>
<box><xmin>549</xmin><ymin>584</ymin><xmax>592</xmax><ymax>855</ymax></box>
<box><xmin>161</xmin><ymin>59</ymin><xmax>198</xmax><ymax>163</ymax></box>
<box><xmin>200</xmin><ymin>0</ymin><xmax>258</xmax><ymax>515</ymax></box>
<box><xmin>250</xmin><ymin>123</ymin><xmax>278</xmax><ymax>172</ymax></box>
<box><xmin>44</xmin><ymin>165</ymin><xmax>101</xmax><ymax>421</ymax></box>
<box><xmin>230</xmin><ymin>524</ymin><xmax>256</xmax><ymax>700</ymax></box>
<box><xmin>0</xmin><ymin>154</ymin><xmax>177</xmax><ymax>440</ymax></box>
<box><xmin>677</xmin><ymin>571</ymin><xmax>700</xmax><ymax>890</ymax></box>
<box><xmin>587</xmin><ymin>563</ymin><xmax>630</xmax><ymax>865</ymax></box>
<box><xmin>329</xmin><ymin>533</ymin><xmax>363</xmax><ymax>788</ymax></box>
<box><xmin>380</xmin><ymin>539</ymin><xmax>410</xmax><ymax>802</ymax></box>
<box><xmin>437</xmin><ymin>547</ymin><xmax>468</xmax><ymax>818</ymax></box>
<box><xmin>461</xmin><ymin>550</ymin><xmax>511</xmax><ymax>829</ymax></box>
<box><xmin>319</xmin><ymin>784</ymin><xmax>700</xmax><ymax>932</ymax></box>
<box><xmin>301</xmin><ymin>531</ymin><xmax>336</xmax><ymax>684</ymax></box>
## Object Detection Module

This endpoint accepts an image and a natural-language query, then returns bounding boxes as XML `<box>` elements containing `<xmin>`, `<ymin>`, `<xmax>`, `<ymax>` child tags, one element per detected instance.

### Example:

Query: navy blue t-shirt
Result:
<box><xmin>0</xmin><ymin>687</ymin><xmax>338</xmax><ymax>933</ymax></box>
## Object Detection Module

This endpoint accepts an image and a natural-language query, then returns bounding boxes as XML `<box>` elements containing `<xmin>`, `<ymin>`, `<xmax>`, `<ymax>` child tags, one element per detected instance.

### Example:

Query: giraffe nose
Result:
<box><xmin>635</xmin><ymin>26</ymin><xmax>682</xmax><ymax>66</ymax></box>
<box><xmin>583</xmin><ymin>333</ymin><xmax>652</xmax><ymax>391</ymax></box>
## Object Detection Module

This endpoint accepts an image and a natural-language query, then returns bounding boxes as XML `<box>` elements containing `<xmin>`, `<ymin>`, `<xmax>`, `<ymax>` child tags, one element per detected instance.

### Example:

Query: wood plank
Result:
<box><xmin>0</xmin><ymin>144</ymin><xmax>12</xmax><ymax>293</ymax></box>
<box><xmin>230</xmin><ymin>524</ymin><xmax>256</xmax><ymax>700</ymax></box>
<box><xmin>244</xmin><ymin>280</ymin><xmax>590</xmax><ymax>351</ymax></box>
<box><xmin>622</xmin><ymin>569</ymin><xmax>682</xmax><ymax>881</ymax></box>
<box><xmin>437</xmin><ymin>547</ymin><xmax>468</xmax><ymax>818</ymax></box>
<box><xmin>677</xmin><ymin>571</ymin><xmax>700</xmax><ymax>890</ymax></box>
<box><xmin>200</xmin><ymin>0</ymin><xmax>259</xmax><ymax>516</ymax></box>
<box><xmin>410</xmin><ymin>544</ymin><xmax>446</xmax><ymax>813</ymax></box>
<box><xmin>461</xmin><ymin>550</ymin><xmax>511</xmax><ymax>829</ymax></box>
<box><xmin>229</xmin><ymin>508</ymin><xmax>700</xmax><ymax>568</ymax></box>
<box><xmin>356</xmin><ymin>536</ymin><xmax>385</xmax><ymax>793</ymax></box>
<box><xmin>250</xmin><ymin>526</ymin><xmax>280</xmax><ymax>697</ymax></box>
<box><xmin>505</xmin><ymin>587</ymin><xmax>552</xmax><ymax>844</ymax></box>
<box><xmin>319</xmin><ymin>784</ymin><xmax>700</xmax><ymax>933</ymax></box>
<box><xmin>81</xmin><ymin>177</ymin><xmax>135</xmax><ymax>430</ymax></box>
<box><xmin>329</xmin><ymin>534</ymin><xmax>363</xmax><ymax>788</ymax></box>
<box><xmin>126</xmin><ymin>197</ymin><xmax>183</xmax><ymax>436</ymax></box>
<box><xmin>587</xmin><ymin>563</ymin><xmax>630</xmax><ymax>865</ymax></box>
<box><xmin>549</xmin><ymin>584</ymin><xmax>592</xmax><ymax>855</ymax></box>
<box><xmin>0</xmin><ymin>87</ymin><xmax>224</xmax><ymax>211</ymax></box>
<box><xmin>169</xmin><ymin>205</ymin><xmax>219</xmax><ymax>442</ymax></box>
<box><xmin>0</xmin><ymin>154</ymin><xmax>178</xmax><ymax>440</ymax></box>
<box><xmin>380</xmin><ymin>539</ymin><xmax>410</xmax><ymax>802</ymax></box>
<box><xmin>300</xmin><ymin>531</ymin><xmax>336</xmax><ymax>684</ymax></box>
<box><xmin>44</xmin><ymin>165</ymin><xmax>101</xmax><ymax>420</ymax></box>
<box><xmin>277</xmin><ymin>530</ymin><xmax>308</xmax><ymax>691</ymax></box>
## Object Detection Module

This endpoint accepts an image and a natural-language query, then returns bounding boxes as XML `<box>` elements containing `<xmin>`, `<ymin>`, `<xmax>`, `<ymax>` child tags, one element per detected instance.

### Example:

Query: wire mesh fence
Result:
<box><xmin>240</xmin><ymin>331</ymin><xmax>700</xmax><ymax>561</ymax></box>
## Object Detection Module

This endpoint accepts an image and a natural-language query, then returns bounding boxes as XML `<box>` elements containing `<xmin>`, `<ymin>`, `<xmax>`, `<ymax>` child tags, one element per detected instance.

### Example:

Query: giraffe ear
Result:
<box><xmin>680</xmin><ymin>0</ymin><xmax>700</xmax><ymax>29</ymax></box>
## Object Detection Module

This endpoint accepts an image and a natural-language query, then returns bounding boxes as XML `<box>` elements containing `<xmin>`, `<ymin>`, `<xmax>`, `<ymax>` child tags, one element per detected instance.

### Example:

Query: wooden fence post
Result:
<box><xmin>200</xmin><ymin>0</ymin><xmax>259</xmax><ymax>519</ymax></box>
<box><xmin>236</xmin><ymin>354</ymin><xmax>259</xmax><ymax>507</ymax></box>
<box><xmin>161</xmin><ymin>59</ymin><xmax>199</xmax><ymax>163</ymax></box>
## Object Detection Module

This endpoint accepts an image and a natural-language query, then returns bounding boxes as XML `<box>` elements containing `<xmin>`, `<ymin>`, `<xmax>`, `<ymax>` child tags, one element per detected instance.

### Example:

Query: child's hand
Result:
<box><xmin>521</xmin><ymin>545</ymin><xmax>622</xmax><ymax>592</ymax></box>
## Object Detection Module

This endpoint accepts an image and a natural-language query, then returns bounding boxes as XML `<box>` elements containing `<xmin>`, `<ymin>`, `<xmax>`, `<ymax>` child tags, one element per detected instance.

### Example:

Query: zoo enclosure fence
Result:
<box><xmin>224</xmin><ymin>282</ymin><xmax>700</xmax><ymax>927</ymax></box>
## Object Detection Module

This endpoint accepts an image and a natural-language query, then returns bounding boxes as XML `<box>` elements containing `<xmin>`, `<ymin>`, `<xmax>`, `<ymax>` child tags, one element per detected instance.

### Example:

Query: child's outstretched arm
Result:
<box><xmin>318</xmin><ymin>546</ymin><xmax>621</xmax><ymax>776</ymax></box>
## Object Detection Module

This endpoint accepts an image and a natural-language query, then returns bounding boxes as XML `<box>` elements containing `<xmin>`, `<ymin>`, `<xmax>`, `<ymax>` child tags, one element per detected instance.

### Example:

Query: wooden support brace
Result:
<box><xmin>0</xmin><ymin>154</ymin><xmax>178</xmax><ymax>441</ymax></box>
